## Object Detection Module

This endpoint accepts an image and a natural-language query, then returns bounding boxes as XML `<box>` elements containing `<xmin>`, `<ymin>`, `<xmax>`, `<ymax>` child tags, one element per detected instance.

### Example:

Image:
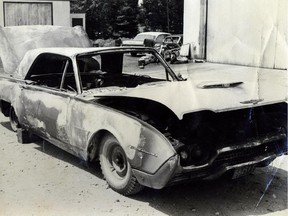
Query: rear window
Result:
<box><xmin>26</xmin><ymin>53</ymin><xmax>75</xmax><ymax>91</ymax></box>
<box><xmin>28</xmin><ymin>53</ymin><xmax>73</xmax><ymax>77</ymax></box>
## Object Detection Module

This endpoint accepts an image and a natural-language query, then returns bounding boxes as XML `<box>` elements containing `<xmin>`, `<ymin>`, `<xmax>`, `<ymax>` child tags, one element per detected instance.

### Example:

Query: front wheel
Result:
<box><xmin>99</xmin><ymin>134</ymin><xmax>143</xmax><ymax>195</ymax></box>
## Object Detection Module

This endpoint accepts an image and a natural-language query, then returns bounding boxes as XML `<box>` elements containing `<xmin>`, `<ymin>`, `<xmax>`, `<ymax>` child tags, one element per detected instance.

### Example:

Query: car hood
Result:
<box><xmin>83</xmin><ymin>67</ymin><xmax>287</xmax><ymax>120</ymax></box>
<box><xmin>0</xmin><ymin>25</ymin><xmax>91</xmax><ymax>75</ymax></box>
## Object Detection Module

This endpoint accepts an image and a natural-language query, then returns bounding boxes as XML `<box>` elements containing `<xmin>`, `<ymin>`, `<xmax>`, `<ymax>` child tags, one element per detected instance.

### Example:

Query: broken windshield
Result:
<box><xmin>77</xmin><ymin>50</ymin><xmax>174</xmax><ymax>90</ymax></box>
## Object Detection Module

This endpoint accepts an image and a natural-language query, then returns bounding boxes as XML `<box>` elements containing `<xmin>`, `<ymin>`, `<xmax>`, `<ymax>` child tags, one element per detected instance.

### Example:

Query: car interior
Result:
<box><xmin>26</xmin><ymin>51</ymin><xmax>171</xmax><ymax>92</ymax></box>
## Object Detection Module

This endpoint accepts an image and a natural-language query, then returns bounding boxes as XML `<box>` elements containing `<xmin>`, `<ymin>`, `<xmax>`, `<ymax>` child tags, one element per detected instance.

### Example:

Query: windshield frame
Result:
<box><xmin>75</xmin><ymin>48</ymin><xmax>179</xmax><ymax>93</ymax></box>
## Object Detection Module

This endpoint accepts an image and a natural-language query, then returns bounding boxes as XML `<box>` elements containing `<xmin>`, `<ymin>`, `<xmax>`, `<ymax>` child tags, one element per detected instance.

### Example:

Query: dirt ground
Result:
<box><xmin>0</xmin><ymin>115</ymin><xmax>287</xmax><ymax>216</ymax></box>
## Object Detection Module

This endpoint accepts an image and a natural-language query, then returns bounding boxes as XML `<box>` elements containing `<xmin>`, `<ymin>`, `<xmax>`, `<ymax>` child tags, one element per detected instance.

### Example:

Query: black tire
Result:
<box><xmin>9</xmin><ymin>107</ymin><xmax>20</xmax><ymax>132</ymax></box>
<box><xmin>99</xmin><ymin>134</ymin><xmax>144</xmax><ymax>195</ymax></box>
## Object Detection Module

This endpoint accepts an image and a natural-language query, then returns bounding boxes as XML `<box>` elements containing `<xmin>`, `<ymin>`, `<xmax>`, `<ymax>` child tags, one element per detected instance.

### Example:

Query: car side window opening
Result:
<box><xmin>77</xmin><ymin>51</ymin><xmax>172</xmax><ymax>91</ymax></box>
<box><xmin>27</xmin><ymin>53</ymin><xmax>77</xmax><ymax>92</ymax></box>
<box><xmin>77</xmin><ymin>55</ymin><xmax>106</xmax><ymax>90</ymax></box>
<box><xmin>60</xmin><ymin>59</ymin><xmax>77</xmax><ymax>92</ymax></box>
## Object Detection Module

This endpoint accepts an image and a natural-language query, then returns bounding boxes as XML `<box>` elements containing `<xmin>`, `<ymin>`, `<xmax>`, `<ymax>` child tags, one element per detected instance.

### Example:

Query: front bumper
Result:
<box><xmin>169</xmin><ymin>154</ymin><xmax>277</xmax><ymax>186</ymax></box>
<box><xmin>132</xmin><ymin>132</ymin><xmax>287</xmax><ymax>189</ymax></box>
<box><xmin>132</xmin><ymin>155</ymin><xmax>179</xmax><ymax>189</ymax></box>
<box><xmin>169</xmin><ymin>132</ymin><xmax>287</xmax><ymax>185</ymax></box>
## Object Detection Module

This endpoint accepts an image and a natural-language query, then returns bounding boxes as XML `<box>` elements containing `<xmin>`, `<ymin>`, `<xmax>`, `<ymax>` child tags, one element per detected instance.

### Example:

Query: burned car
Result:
<box><xmin>0</xmin><ymin>26</ymin><xmax>287</xmax><ymax>196</ymax></box>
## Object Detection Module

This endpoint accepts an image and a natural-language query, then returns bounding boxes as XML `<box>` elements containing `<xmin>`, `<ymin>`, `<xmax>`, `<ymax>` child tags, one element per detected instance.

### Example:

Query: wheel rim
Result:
<box><xmin>108</xmin><ymin>145</ymin><xmax>128</xmax><ymax>179</ymax></box>
<box><xmin>100</xmin><ymin>136</ymin><xmax>144</xmax><ymax>195</ymax></box>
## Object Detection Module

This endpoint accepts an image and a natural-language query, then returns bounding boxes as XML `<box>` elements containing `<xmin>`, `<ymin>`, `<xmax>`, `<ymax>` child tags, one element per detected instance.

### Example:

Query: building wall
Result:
<box><xmin>0</xmin><ymin>1</ymin><xmax>3</xmax><ymax>26</ymax></box>
<box><xmin>183</xmin><ymin>0</ymin><xmax>207</xmax><ymax>59</ymax></box>
<box><xmin>184</xmin><ymin>0</ymin><xmax>287</xmax><ymax>69</ymax></box>
<box><xmin>53</xmin><ymin>1</ymin><xmax>70</xmax><ymax>26</ymax></box>
<box><xmin>0</xmin><ymin>0</ymin><xmax>70</xmax><ymax>27</ymax></box>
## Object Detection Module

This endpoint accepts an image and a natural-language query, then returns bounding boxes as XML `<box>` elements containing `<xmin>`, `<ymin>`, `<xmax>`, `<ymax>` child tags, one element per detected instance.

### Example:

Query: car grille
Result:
<box><xmin>214</xmin><ymin>139</ymin><xmax>286</xmax><ymax>166</ymax></box>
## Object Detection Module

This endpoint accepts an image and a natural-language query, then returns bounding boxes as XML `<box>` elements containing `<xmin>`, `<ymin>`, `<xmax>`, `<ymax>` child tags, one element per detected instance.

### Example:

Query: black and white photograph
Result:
<box><xmin>0</xmin><ymin>0</ymin><xmax>287</xmax><ymax>215</ymax></box>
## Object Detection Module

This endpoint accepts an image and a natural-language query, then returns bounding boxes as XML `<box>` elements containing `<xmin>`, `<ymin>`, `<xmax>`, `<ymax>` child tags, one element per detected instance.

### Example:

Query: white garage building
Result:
<box><xmin>184</xmin><ymin>0</ymin><xmax>287</xmax><ymax>69</ymax></box>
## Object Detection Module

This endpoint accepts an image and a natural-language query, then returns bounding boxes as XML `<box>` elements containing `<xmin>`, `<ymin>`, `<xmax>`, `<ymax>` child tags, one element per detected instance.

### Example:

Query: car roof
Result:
<box><xmin>23</xmin><ymin>46</ymin><xmax>157</xmax><ymax>58</ymax></box>
<box><xmin>165</xmin><ymin>34</ymin><xmax>183</xmax><ymax>38</ymax></box>
<box><xmin>25</xmin><ymin>47</ymin><xmax>114</xmax><ymax>58</ymax></box>
<box><xmin>14</xmin><ymin>47</ymin><xmax>154</xmax><ymax>79</ymax></box>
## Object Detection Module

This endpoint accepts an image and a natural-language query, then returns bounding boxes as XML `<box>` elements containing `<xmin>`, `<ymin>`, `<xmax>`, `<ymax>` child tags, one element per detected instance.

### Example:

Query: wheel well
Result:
<box><xmin>87</xmin><ymin>130</ymin><xmax>114</xmax><ymax>162</ymax></box>
<box><xmin>0</xmin><ymin>100</ymin><xmax>11</xmax><ymax>117</ymax></box>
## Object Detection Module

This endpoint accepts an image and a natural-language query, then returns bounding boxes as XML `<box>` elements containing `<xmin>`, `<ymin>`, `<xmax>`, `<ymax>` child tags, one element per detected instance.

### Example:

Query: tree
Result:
<box><xmin>71</xmin><ymin>0</ymin><xmax>139</xmax><ymax>39</ymax></box>
<box><xmin>114</xmin><ymin>0</ymin><xmax>139</xmax><ymax>38</ymax></box>
<box><xmin>139</xmin><ymin>0</ymin><xmax>183</xmax><ymax>33</ymax></box>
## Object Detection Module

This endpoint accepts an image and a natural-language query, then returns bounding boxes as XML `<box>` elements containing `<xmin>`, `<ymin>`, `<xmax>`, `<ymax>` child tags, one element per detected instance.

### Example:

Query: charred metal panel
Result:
<box><xmin>68</xmin><ymin>98</ymin><xmax>175</xmax><ymax>174</ymax></box>
<box><xmin>15</xmin><ymin>86</ymin><xmax>71</xmax><ymax>145</ymax></box>
<box><xmin>97</xmin><ymin>93</ymin><xmax>287</xmax><ymax>171</ymax></box>
<box><xmin>171</xmin><ymin>103</ymin><xmax>287</xmax><ymax>169</ymax></box>
<box><xmin>18</xmin><ymin>88</ymin><xmax>41</xmax><ymax>131</ymax></box>
<box><xmin>36</xmin><ymin>92</ymin><xmax>70</xmax><ymax>143</ymax></box>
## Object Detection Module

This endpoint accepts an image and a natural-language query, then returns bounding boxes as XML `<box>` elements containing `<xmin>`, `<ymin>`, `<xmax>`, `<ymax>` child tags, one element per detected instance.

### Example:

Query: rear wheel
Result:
<box><xmin>9</xmin><ymin>107</ymin><xmax>20</xmax><ymax>132</ymax></box>
<box><xmin>99</xmin><ymin>134</ymin><xmax>143</xmax><ymax>195</ymax></box>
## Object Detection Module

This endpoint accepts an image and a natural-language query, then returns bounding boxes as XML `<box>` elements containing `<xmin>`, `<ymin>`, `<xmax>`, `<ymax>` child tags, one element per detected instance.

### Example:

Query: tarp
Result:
<box><xmin>0</xmin><ymin>25</ymin><xmax>92</xmax><ymax>74</ymax></box>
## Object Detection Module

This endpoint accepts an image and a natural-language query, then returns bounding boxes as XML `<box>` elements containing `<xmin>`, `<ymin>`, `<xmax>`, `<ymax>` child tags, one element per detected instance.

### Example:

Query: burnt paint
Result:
<box><xmin>96</xmin><ymin>95</ymin><xmax>287</xmax><ymax>170</ymax></box>
<box><xmin>68</xmin><ymin>97</ymin><xmax>175</xmax><ymax>174</ymax></box>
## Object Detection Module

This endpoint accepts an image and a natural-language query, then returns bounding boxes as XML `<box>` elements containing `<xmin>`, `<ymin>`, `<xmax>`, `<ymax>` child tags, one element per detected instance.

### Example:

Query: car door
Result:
<box><xmin>35</xmin><ymin>89</ymin><xmax>71</xmax><ymax>144</ymax></box>
<box><xmin>22</xmin><ymin>53</ymin><xmax>77</xmax><ymax>145</ymax></box>
<box><xmin>17</xmin><ymin>84</ymin><xmax>42</xmax><ymax>131</ymax></box>
<box><xmin>18</xmin><ymin>85</ymin><xmax>71</xmax><ymax>144</ymax></box>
